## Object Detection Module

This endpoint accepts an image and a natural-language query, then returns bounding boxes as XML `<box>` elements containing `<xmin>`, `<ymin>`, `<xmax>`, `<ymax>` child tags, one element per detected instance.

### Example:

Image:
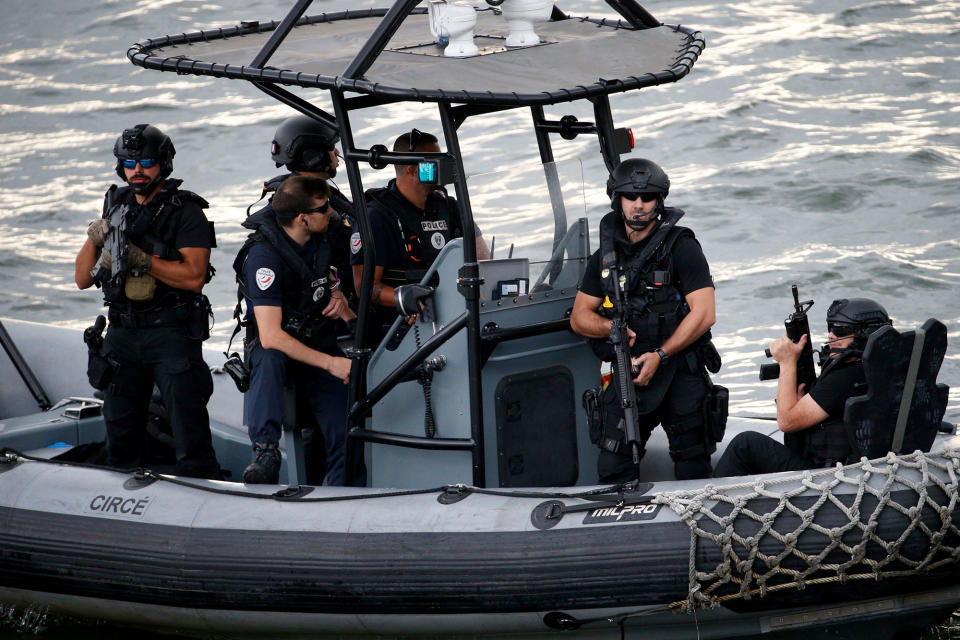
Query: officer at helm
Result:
<box><xmin>713</xmin><ymin>298</ymin><xmax>892</xmax><ymax>477</ymax></box>
<box><xmin>74</xmin><ymin>124</ymin><xmax>220</xmax><ymax>479</ymax></box>
<box><xmin>253</xmin><ymin>115</ymin><xmax>355</xmax><ymax>306</ymax></box>
<box><xmin>571</xmin><ymin>158</ymin><xmax>720</xmax><ymax>481</ymax></box>
<box><xmin>234</xmin><ymin>175</ymin><xmax>355</xmax><ymax>485</ymax></box>
<box><xmin>349</xmin><ymin>129</ymin><xmax>490</xmax><ymax>343</ymax></box>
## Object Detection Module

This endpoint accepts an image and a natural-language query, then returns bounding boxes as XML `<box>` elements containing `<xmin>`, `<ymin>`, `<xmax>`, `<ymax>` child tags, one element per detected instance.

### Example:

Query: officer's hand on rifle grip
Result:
<box><xmin>769</xmin><ymin>333</ymin><xmax>807</xmax><ymax>363</ymax></box>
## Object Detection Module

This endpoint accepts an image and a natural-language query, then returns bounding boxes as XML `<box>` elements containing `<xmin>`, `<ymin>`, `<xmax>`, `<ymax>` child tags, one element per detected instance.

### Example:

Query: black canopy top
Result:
<box><xmin>128</xmin><ymin>8</ymin><xmax>704</xmax><ymax>106</ymax></box>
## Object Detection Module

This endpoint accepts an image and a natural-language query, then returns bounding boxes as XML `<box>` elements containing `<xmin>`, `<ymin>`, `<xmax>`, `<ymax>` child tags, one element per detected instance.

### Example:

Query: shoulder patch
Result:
<box><xmin>256</xmin><ymin>267</ymin><xmax>276</xmax><ymax>291</ymax></box>
<box><xmin>350</xmin><ymin>232</ymin><xmax>362</xmax><ymax>255</ymax></box>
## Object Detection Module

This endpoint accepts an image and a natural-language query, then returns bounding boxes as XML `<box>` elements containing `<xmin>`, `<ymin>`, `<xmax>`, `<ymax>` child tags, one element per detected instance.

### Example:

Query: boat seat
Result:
<box><xmin>844</xmin><ymin>318</ymin><xmax>949</xmax><ymax>458</ymax></box>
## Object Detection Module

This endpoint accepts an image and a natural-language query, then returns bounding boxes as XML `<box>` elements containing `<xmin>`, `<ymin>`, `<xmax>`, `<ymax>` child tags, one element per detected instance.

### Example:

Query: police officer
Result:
<box><xmin>349</xmin><ymin>129</ymin><xmax>490</xmax><ymax>342</ymax></box>
<box><xmin>74</xmin><ymin>124</ymin><xmax>220</xmax><ymax>479</ymax></box>
<box><xmin>253</xmin><ymin>115</ymin><xmax>356</xmax><ymax>306</ymax></box>
<box><xmin>713</xmin><ymin>298</ymin><xmax>892</xmax><ymax>477</ymax></box>
<box><xmin>235</xmin><ymin>175</ymin><xmax>354</xmax><ymax>485</ymax></box>
<box><xmin>571</xmin><ymin>158</ymin><xmax>719</xmax><ymax>482</ymax></box>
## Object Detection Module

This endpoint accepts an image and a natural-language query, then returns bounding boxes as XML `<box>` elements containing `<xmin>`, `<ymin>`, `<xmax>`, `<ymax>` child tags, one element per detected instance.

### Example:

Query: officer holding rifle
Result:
<box><xmin>571</xmin><ymin>158</ymin><xmax>723</xmax><ymax>482</ymax></box>
<box><xmin>74</xmin><ymin>124</ymin><xmax>220</xmax><ymax>479</ymax></box>
<box><xmin>713</xmin><ymin>296</ymin><xmax>892</xmax><ymax>477</ymax></box>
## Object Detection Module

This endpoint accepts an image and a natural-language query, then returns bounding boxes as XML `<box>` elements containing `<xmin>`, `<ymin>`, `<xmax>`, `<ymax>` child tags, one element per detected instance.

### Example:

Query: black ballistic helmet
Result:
<box><xmin>271</xmin><ymin>116</ymin><xmax>340</xmax><ymax>173</ymax></box>
<box><xmin>113</xmin><ymin>124</ymin><xmax>175</xmax><ymax>181</ymax></box>
<box><xmin>606</xmin><ymin>158</ymin><xmax>670</xmax><ymax>212</ymax></box>
<box><xmin>826</xmin><ymin>298</ymin><xmax>892</xmax><ymax>346</ymax></box>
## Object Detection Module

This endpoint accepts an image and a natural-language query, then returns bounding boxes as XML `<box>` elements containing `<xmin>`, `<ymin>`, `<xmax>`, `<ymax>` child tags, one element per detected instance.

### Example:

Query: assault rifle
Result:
<box><xmin>758</xmin><ymin>284</ymin><xmax>817</xmax><ymax>393</ymax></box>
<box><xmin>608</xmin><ymin>272</ymin><xmax>643</xmax><ymax>475</ymax></box>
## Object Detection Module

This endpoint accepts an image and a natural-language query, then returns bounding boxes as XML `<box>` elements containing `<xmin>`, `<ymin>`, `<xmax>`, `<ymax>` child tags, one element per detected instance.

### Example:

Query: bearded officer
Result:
<box><xmin>713</xmin><ymin>298</ymin><xmax>892</xmax><ymax>477</ymax></box>
<box><xmin>571</xmin><ymin>158</ymin><xmax>720</xmax><ymax>482</ymax></box>
<box><xmin>74</xmin><ymin>123</ymin><xmax>220</xmax><ymax>479</ymax></box>
<box><xmin>349</xmin><ymin>129</ymin><xmax>490</xmax><ymax>343</ymax></box>
<box><xmin>234</xmin><ymin>175</ymin><xmax>354</xmax><ymax>485</ymax></box>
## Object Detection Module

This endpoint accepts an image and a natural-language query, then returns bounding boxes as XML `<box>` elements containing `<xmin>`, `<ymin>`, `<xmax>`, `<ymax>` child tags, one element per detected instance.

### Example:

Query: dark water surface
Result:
<box><xmin>1</xmin><ymin>0</ymin><xmax>959</xmax><ymax>637</ymax></box>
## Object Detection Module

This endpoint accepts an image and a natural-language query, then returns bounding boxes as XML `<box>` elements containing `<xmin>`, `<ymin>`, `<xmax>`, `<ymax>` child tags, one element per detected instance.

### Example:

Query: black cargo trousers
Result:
<box><xmin>101</xmin><ymin>325</ymin><xmax>220</xmax><ymax>479</ymax></box>
<box><xmin>598</xmin><ymin>356</ymin><xmax>713</xmax><ymax>482</ymax></box>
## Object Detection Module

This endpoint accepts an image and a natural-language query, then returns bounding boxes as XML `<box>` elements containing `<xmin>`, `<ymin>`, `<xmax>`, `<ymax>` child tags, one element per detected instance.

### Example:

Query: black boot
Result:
<box><xmin>242</xmin><ymin>442</ymin><xmax>281</xmax><ymax>484</ymax></box>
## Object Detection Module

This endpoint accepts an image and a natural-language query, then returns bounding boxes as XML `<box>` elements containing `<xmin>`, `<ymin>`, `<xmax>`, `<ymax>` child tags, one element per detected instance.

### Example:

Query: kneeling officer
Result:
<box><xmin>74</xmin><ymin>124</ymin><xmax>220</xmax><ymax>479</ymax></box>
<box><xmin>235</xmin><ymin>176</ymin><xmax>355</xmax><ymax>485</ymax></box>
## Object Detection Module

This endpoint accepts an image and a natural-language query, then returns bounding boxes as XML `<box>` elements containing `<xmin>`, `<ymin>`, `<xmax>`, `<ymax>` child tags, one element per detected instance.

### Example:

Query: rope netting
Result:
<box><xmin>652</xmin><ymin>447</ymin><xmax>960</xmax><ymax>611</ymax></box>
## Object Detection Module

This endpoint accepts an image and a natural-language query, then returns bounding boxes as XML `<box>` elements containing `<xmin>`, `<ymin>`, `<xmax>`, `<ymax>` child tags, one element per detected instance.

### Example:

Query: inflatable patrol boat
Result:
<box><xmin>2</xmin><ymin>1</ymin><xmax>959</xmax><ymax>638</ymax></box>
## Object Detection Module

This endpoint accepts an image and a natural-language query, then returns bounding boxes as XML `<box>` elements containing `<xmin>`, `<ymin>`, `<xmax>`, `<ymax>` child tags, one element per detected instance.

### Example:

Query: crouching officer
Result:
<box><xmin>74</xmin><ymin>123</ymin><xmax>220</xmax><ymax>479</ymax></box>
<box><xmin>713</xmin><ymin>298</ymin><xmax>892</xmax><ymax>477</ymax></box>
<box><xmin>571</xmin><ymin>158</ymin><xmax>723</xmax><ymax>482</ymax></box>
<box><xmin>234</xmin><ymin>175</ymin><xmax>355</xmax><ymax>485</ymax></box>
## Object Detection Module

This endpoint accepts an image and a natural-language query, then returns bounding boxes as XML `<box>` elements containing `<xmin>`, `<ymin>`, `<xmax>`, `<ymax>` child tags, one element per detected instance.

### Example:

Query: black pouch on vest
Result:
<box><xmin>582</xmin><ymin>387</ymin><xmax>603</xmax><ymax>446</ymax></box>
<box><xmin>186</xmin><ymin>294</ymin><xmax>213</xmax><ymax>341</ymax></box>
<box><xmin>704</xmin><ymin>384</ymin><xmax>729</xmax><ymax>444</ymax></box>
<box><xmin>700</xmin><ymin>340</ymin><xmax>722</xmax><ymax>374</ymax></box>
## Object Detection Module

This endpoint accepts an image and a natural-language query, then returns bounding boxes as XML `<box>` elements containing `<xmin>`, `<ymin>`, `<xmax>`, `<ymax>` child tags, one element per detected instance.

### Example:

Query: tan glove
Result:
<box><xmin>90</xmin><ymin>247</ymin><xmax>112</xmax><ymax>280</ymax></box>
<box><xmin>87</xmin><ymin>219</ymin><xmax>110</xmax><ymax>248</ymax></box>
<box><xmin>127</xmin><ymin>242</ymin><xmax>153</xmax><ymax>272</ymax></box>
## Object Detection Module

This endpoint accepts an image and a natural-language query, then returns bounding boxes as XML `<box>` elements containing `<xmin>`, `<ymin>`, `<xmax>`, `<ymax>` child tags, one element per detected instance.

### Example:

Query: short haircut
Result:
<box><xmin>393</xmin><ymin>129</ymin><xmax>440</xmax><ymax>177</ymax></box>
<box><xmin>272</xmin><ymin>175</ymin><xmax>330</xmax><ymax>225</ymax></box>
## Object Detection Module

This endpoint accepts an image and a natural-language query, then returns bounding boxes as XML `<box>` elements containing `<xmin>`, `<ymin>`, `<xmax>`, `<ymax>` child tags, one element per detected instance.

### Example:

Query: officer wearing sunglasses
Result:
<box><xmin>571</xmin><ymin>158</ymin><xmax>721</xmax><ymax>482</ymax></box>
<box><xmin>713</xmin><ymin>298</ymin><xmax>893</xmax><ymax>477</ymax></box>
<box><xmin>233</xmin><ymin>175</ymin><xmax>356</xmax><ymax>486</ymax></box>
<box><xmin>73</xmin><ymin>123</ymin><xmax>221</xmax><ymax>479</ymax></box>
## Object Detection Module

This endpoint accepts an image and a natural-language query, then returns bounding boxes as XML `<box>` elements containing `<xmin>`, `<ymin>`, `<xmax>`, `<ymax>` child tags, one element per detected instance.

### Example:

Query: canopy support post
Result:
<box><xmin>438</xmin><ymin>101</ymin><xmax>486</xmax><ymax>488</ymax></box>
<box><xmin>329</xmin><ymin>90</ymin><xmax>373</xmax><ymax>430</ymax></box>
<box><xmin>591</xmin><ymin>95</ymin><xmax>622</xmax><ymax>174</ymax></box>
<box><xmin>531</xmin><ymin>106</ymin><xmax>568</xmax><ymax>286</ymax></box>
<box><xmin>344</xmin><ymin>0</ymin><xmax>423</xmax><ymax>80</ymax></box>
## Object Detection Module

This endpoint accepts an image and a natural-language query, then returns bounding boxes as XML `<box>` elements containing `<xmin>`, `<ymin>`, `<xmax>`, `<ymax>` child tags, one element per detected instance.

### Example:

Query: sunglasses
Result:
<box><xmin>828</xmin><ymin>323</ymin><xmax>855</xmax><ymax>337</ymax></box>
<box><xmin>303</xmin><ymin>201</ymin><xmax>330</xmax><ymax>215</ymax></box>
<box><xmin>620</xmin><ymin>192</ymin><xmax>660</xmax><ymax>203</ymax></box>
<box><xmin>121</xmin><ymin>158</ymin><xmax>158</xmax><ymax>169</ymax></box>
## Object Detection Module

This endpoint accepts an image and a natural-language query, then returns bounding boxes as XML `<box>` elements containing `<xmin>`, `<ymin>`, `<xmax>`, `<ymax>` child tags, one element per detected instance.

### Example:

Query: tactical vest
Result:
<box><xmin>365</xmin><ymin>181</ymin><xmax>460</xmax><ymax>287</ymax></box>
<box><xmin>591</xmin><ymin>208</ymin><xmax>702</xmax><ymax>359</ymax></box>
<box><xmin>233</xmin><ymin>208</ymin><xmax>335</xmax><ymax>348</ymax></box>
<box><xmin>787</xmin><ymin>356</ymin><xmax>863</xmax><ymax>466</ymax></box>
<box><xmin>97</xmin><ymin>179</ymin><xmax>212</xmax><ymax>308</ymax></box>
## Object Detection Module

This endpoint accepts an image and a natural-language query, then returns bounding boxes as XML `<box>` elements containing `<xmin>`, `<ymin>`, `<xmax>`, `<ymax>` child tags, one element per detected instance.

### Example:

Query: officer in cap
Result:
<box><xmin>74</xmin><ymin>124</ymin><xmax>220</xmax><ymax>479</ymax></box>
<box><xmin>234</xmin><ymin>175</ymin><xmax>355</xmax><ymax>485</ymax></box>
<box><xmin>713</xmin><ymin>297</ymin><xmax>893</xmax><ymax>477</ymax></box>
<box><xmin>349</xmin><ymin>129</ymin><xmax>489</xmax><ymax>344</ymax></box>
<box><xmin>571</xmin><ymin>158</ymin><xmax>720</xmax><ymax>482</ymax></box>
<box><xmin>253</xmin><ymin>116</ymin><xmax>356</xmax><ymax>301</ymax></box>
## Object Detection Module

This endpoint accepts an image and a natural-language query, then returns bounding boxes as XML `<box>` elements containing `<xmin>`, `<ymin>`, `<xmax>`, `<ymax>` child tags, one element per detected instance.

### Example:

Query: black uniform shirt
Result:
<box><xmin>809</xmin><ymin>359</ymin><xmax>866</xmax><ymax>420</ymax></box>
<box><xmin>578</xmin><ymin>221</ymin><xmax>714</xmax><ymax>300</ymax></box>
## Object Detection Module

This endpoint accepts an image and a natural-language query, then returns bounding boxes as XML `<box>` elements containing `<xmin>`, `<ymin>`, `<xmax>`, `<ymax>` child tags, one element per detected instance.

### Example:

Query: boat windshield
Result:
<box><xmin>469</xmin><ymin>158</ymin><xmax>590</xmax><ymax>293</ymax></box>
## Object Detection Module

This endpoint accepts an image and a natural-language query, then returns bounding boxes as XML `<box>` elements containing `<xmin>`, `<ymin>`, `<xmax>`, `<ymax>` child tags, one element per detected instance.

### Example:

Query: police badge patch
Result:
<box><xmin>256</xmin><ymin>268</ymin><xmax>275</xmax><ymax>291</ymax></box>
<box><xmin>350</xmin><ymin>232</ymin><xmax>362</xmax><ymax>255</ymax></box>
<box><xmin>430</xmin><ymin>232</ymin><xmax>446</xmax><ymax>250</ymax></box>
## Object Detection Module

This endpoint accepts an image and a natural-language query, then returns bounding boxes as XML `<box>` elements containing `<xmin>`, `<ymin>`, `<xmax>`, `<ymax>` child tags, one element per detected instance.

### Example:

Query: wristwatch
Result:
<box><xmin>655</xmin><ymin>348</ymin><xmax>670</xmax><ymax>364</ymax></box>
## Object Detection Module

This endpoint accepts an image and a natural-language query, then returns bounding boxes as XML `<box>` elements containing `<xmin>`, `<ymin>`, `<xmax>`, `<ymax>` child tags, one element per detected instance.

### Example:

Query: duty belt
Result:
<box><xmin>108</xmin><ymin>305</ymin><xmax>183</xmax><ymax>330</ymax></box>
